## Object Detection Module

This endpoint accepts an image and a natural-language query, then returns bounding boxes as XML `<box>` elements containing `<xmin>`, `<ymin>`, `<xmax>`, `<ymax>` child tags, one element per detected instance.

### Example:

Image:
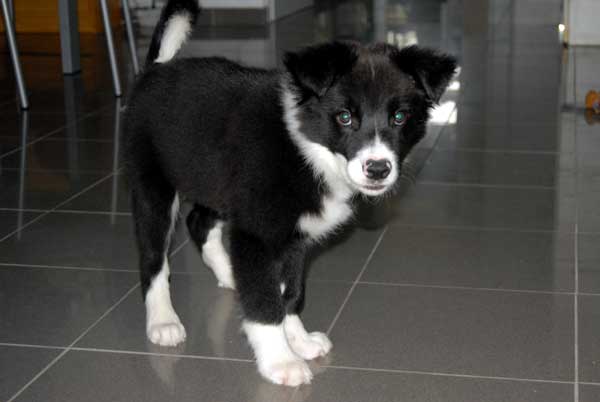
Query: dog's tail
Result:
<box><xmin>145</xmin><ymin>0</ymin><xmax>200</xmax><ymax>67</ymax></box>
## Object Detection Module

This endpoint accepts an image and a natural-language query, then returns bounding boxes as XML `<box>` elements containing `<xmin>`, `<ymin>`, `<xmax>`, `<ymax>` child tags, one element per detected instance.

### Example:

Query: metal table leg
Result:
<box><xmin>122</xmin><ymin>0</ymin><xmax>140</xmax><ymax>74</ymax></box>
<box><xmin>58</xmin><ymin>0</ymin><xmax>81</xmax><ymax>74</ymax></box>
<box><xmin>1</xmin><ymin>0</ymin><xmax>28</xmax><ymax>109</ymax></box>
<box><xmin>100</xmin><ymin>0</ymin><xmax>122</xmax><ymax>96</ymax></box>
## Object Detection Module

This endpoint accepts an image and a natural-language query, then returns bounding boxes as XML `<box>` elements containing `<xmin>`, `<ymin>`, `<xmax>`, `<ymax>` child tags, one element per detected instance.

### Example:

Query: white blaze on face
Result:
<box><xmin>347</xmin><ymin>135</ymin><xmax>398</xmax><ymax>196</ymax></box>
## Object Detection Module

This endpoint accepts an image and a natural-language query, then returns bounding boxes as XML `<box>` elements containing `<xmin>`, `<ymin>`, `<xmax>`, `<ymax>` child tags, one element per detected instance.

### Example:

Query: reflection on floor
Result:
<box><xmin>1</xmin><ymin>1</ymin><xmax>600</xmax><ymax>401</ymax></box>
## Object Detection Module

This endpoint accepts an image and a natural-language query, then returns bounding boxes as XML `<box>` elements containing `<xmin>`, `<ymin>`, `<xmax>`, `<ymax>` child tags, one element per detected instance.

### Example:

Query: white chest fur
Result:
<box><xmin>282</xmin><ymin>84</ymin><xmax>356</xmax><ymax>241</ymax></box>
<box><xmin>298</xmin><ymin>193</ymin><xmax>353</xmax><ymax>241</ymax></box>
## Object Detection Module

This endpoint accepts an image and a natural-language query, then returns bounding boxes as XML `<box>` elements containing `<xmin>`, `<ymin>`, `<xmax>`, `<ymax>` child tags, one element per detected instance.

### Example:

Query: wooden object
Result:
<box><xmin>0</xmin><ymin>0</ymin><xmax>120</xmax><ymax>33</ymax></box>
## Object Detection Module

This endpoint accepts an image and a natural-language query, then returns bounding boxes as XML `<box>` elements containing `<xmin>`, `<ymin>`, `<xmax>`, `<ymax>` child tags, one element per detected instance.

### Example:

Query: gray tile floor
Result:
<box><xmin>1</xmin><ymin>0</ymin><xmax>599</xmax><ymax>401</ymax></box>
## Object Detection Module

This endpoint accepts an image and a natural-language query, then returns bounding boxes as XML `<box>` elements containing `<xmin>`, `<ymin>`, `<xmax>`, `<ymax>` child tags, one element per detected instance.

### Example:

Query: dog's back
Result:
<box><xmin>124</xmin><ymin>55</ymin><xmax>318</xmax><ymax>223</ymax></box>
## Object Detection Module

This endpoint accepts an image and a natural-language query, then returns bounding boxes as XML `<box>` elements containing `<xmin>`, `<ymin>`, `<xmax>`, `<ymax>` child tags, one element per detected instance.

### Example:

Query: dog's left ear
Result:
<box><xmin>390</xmin><ymin>45</ymin><xmax>457</xmax><ymax>103</ymax></box>
<box><xmin>283</xmin><ymin>42</ymin><xmax>358</xmax><ymax>99</ymax></box>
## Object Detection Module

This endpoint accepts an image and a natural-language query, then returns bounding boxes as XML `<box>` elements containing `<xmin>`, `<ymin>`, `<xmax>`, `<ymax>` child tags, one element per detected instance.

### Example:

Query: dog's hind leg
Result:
<box><xmin>132</xmin><ymin>175</ymin><xmax>185</xmax><ymax>347</ymax></box>
<box><xmin>186</xmin><ymin>205</ymin><xmax>235</xmax><ymax>289</ymax></box>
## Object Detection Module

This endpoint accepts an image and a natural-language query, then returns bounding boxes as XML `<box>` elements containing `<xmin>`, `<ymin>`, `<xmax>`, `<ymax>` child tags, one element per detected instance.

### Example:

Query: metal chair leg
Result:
<box><xmin>122</xmin><ymin>0</ymin><xmax>140</xmax><ymax>74</ymax></box>
<box><xmin>99</xmin><ymin>0</ymin><xmax>122</xmax><ymax>96</ymax></box>
<box><xmin>1</xmin><ymin>0</ymin><xmax>28</xmax><ymax>109</ymax></box>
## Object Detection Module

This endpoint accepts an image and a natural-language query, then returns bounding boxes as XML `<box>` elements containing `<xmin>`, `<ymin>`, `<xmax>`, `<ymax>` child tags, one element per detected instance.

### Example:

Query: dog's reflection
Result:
<box><xmin>146</xmin><ymin>285</ymin><xmax>330</xmax><ymax>398</ymax></box>
<box><xmin>146</xmin><ymin>287</ymin><xmax>236</xmax><ymax>387</ymax></box>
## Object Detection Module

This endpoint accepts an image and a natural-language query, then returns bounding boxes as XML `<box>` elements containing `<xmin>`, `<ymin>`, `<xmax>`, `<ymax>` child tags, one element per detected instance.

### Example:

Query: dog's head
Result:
<box><xmin>283</xmin><ymin>42</ymin><xmax>456</xmax><ymax>197</ymax></box>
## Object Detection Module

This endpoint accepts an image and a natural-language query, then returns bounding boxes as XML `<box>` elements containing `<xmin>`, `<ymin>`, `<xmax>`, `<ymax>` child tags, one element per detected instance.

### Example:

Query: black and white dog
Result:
<box><xmin>124</xmin><ymin>0</ymin><xmax>456</xmax><ymax>386</ymax></box>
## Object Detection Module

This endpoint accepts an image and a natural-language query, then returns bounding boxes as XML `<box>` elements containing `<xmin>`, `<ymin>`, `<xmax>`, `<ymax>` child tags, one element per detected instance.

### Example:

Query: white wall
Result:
<box><xmin>567</xmin><ymin>0</ymin><xmax>600</xmax><ymax>45</ymax></box>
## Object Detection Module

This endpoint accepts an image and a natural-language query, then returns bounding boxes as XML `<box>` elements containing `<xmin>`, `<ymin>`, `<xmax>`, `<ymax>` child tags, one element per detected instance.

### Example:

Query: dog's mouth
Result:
<box><xmin>363</xmin><ymin>184</ymin><xmax>386</xmax><ymax>191</ymax></box>
<box><xmin>357</xmin><ymin>182</ymin><xmax>391</xmax><ymax>196</ymax></box>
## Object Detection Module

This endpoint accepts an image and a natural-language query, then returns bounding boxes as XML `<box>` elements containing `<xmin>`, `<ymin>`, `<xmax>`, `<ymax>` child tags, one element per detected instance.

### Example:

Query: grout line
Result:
<box><xmin>0</xmin><ymin>173</ymin><xmax>117</xmax><ymax>243</ymax></box>
<box><xmin>573</xmin><ymin>47</ymin><xmax>580</xmax><ymax>401</ymax></box>
<box><xmin>4</xmin><ymin>339</ymin><xmax>594</xmax><ymax>388</ymax></box>
<box><xmin>0</xmin><ymin>343</ymin><xmax>67</xmax><ymax>351</ymax></box>
<box><xmin>573</xmin><ymin>46</ymin><xmax>579</xmax><ymax>402</ymax></box>
<box><xmin>575</xmin><ymin>223</ymin><xmax>580</xmax><ymax>402</ymax></box>
<box><xmin>0</xmin><ymin>262</ymin><xmax>138</xmax><ymax>273</ymax></box>
<box><xmin>6</xmin><ymin>283</ymin><xmax>140</xmax><ymax>402</ymax></box>
<box><xmin>389</xmin><ymin>222</ymin><xmax>577</xmax><ymax>235</ymax></box>
<box><xmin>0</xmin><ymin>167</ymin><xmax>120</xmax><ymax>174</ymax></box>
<box><xmin>33</xmin><ymin>137</ymin><xmax>115</xmax><ymax>143</ymax></box>
<box><xmin>4</xmin><ymin>259</ymin><xmax>597</xmax><ymax>297</ymax></box>
<box><xmin>0</xmin><ymin>208</ymin><xmax>47</xmax><ymax>213</ymax></box>
<box><xmin>169</xmin><ymin>238</ymin><xmax>190</xmax><ymax>257</ymax></box>
<box><xmin>0</xmin><ymin>237</ymin><xmax>188</xmax><ymax>273</ymax></box>
<box><xmin>51</xmin><ymin>209</ymin><xmax>131</xmax><ymax>216</ymax></box>
<box><xmin>357</xmin><ymin>281</ymin><xmax>576</xmax><ymax>296</ymax></box>
<box><xmin>432</xmin><ymin>146</ymin><xmax>565</xmax><ymax>155</ymax></box>
<box><xmin>0</xmin><ymin>341</ymin><xmax>254</xmax><ymax>363</ymax></box>
<box><xmin>323</xmin><ymin>364</ymin><xmax>577</xmax><ymax>386</ymax></box>
<box><xmin>0</xmin><ymin>208</ymin><xmax>131</xmax><ymax>216</ymax></box>
<box><xmin>0</xmin><ymin>104</ymin><xmax>113</xmax><ymax>160</ymax></box>
<box><xmin>68</xmin><ymin>347</ymin><xmax>254</xmax><ymax>363</ymax></box>
<box><xmin>417</xmin><ymin>180</ymin><xmax>559</xmax><ymax>191</ymax></box>
<box><xmin>326</xmin><ymin>226</ymin><xmax>388</xmax><ymax>335</ymax></box>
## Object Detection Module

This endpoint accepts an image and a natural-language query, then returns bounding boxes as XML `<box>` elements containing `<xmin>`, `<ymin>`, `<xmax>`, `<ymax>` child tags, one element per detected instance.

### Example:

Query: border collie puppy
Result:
<box><xmin>124</xmin><ymin>0</ymin><xmax>456</xmax><ymax>386</ymax></box>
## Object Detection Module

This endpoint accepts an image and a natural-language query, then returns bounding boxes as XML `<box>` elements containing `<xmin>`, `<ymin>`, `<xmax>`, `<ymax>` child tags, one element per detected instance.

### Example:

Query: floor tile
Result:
<box><xmin>578</xmin><ymin>295</ymin><xmax>600</xmax><ymax>383</ymax></box>
<box><xmin>0</xmin><ymin>111</ymin><xmax>70</xmax><ymax>140</ymax></box>
<box><xmin>0</xmin><ymin>135</ymin><xmax>25</xmax><ymax>156</ymax></box>
<box><xmin>0</xmin><ymin>138</ymin><xmax>121</xmax><ymax>173</ymax></box>
<box><xmin>0</xmin><ymin>346</ymin><xmax>62</xmax><ymax>402</ymax></box>
<box><xmin>579</xmin><ymin>234</ymin><xmax>600</xmax><ymax>294</ymax></box>
<box><xmin>289</xmin><ymin>368</ymin><xmax>573</xmax><ymax>402</ymax></box>
<box><xmin>365</xmin><ymin>226</ymin><xmax>574</xmax><ymax>291</ymax></box>
<box><xmin>578</xmin><ymin>190</ymin><xmax>600</xmax><ymax>233</ymax></box>
<box><xmin>76</xmin><ymin>275</ymin><xmax>350</xmax><ymax>359</ymax></box>
<box><xmin>419</xmin><ymin>149</ymin><xmax>573</xmax><ymax>187</ymax></box>
<box><xmin>0</xmin><ymin>212</ymin><xmax>185</xmax><ymax>270</ymax></box>
<box><xmin>387</xmin><ymin>183</ymin><xmax>575</xmax><ymax>232</ymax></box>
<box><xmin>0</xmin><ymin>88</ymin><xmax>115</xmax><ymax>116</ymax></box>
<box><xmin>328</xmin><ymin>284</ymin><xmax>573</xmax><ymax>380</ymax></box>
<box><xmin>455</xmin><ymin>104</ymin><xmax>563</xmax><ymax>125</ymax></box>
<box><xmin>0</xmin><ymin>169</ymin><xmax>107</xmax><ymax>210</ymax></box>
<box><xmin>580</xmin><ymin>384</ymin><xmax>600</xmax><ymax>402</ymax></box>
<box><xmin>44</xmin><ymin>107</ymin><xmax>124</xmax><ymax>142</ymax></box>
<box><xmin>0</xmin><ymin>265</ymin><xmax>138</xmax><ymax>346</ymax></box>
<box><xmin>435</xmin><ymin>121</ymin><xmax>570</xmax><ymax>153</ymax></box>
<box><xmin>0</xmin><ymin>210</ymin><xmax>41</xmax><ymax>239</ymax></box>
<box><xmin>12</xmin><ymin>350</ymin><xmax>296</xmax><ymax>402</ymax></box>
<box><xmin>57</xmin><ymin>174</ymin><xmax>130</xmax><ymax>213</ymax></box>
<box><xmin>306</xmin><ymin>227</ymin><xmax>385</xmax><ymax>281</ymax></box>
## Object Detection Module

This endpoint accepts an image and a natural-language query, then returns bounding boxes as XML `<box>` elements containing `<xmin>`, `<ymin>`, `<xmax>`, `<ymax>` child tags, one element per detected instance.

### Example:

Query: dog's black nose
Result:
<box><xmin>364</xmin><ymin>159</ymin><xmax>392</xmax><ymax>180</ymax></box>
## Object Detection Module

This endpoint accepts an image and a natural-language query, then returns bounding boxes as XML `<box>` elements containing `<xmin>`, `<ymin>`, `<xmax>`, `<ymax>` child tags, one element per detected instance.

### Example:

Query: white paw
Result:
<box><xmin>259</xmin><ymin>358</ymin><xmax>313</xmax><ymax>387</ymax></box>
<box><xmin>289</xmin><ymin>332</ymin><xmax>332</xmax><ymax>360</ymax></box>
<box><xmin>147</xmin><ymin>322</ymin><xmax>187</xmax><ymax>346</ymax></box>
<box><xmin>217</xmin><ymin>277</ymin><xmax>236</xmax><ymax>290</ymax></box>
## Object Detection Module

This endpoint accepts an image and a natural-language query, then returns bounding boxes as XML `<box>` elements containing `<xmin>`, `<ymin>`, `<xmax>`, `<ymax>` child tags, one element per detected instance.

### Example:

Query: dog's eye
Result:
<box><xmin>336</xmin><ymin>110</ymin><xmax>352</xmax><ymax>126</ymax></box>
<box><xmin>393</xmin><ymin>111</ymin><xmax>408</xmax><ymax>126</ymax></box>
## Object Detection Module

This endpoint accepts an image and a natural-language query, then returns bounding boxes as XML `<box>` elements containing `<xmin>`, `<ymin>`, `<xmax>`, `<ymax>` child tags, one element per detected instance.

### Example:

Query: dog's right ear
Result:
<box><xmin>283</xmin><ymin>42</ymin><xmax>358</xmax><ymax>99</ymax></box>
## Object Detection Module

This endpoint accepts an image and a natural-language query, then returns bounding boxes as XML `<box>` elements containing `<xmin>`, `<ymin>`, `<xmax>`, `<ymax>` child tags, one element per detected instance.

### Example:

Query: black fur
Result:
<box><xmin>125</xmin><ymin>1</ymin><xmax>456</xmax><ymax>327</ymax></box>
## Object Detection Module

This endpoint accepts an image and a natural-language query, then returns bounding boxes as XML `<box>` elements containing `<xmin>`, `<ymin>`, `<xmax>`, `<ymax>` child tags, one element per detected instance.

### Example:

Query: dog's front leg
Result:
<box><xmin>280</xmin><ymin>244</ymin><xmax>333</xmax><ymax>360</ymax></box>
<box><xmin>231</xmin><ymin>229</ymin><xmax>312</xmax><ymax>386</ymax></box>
